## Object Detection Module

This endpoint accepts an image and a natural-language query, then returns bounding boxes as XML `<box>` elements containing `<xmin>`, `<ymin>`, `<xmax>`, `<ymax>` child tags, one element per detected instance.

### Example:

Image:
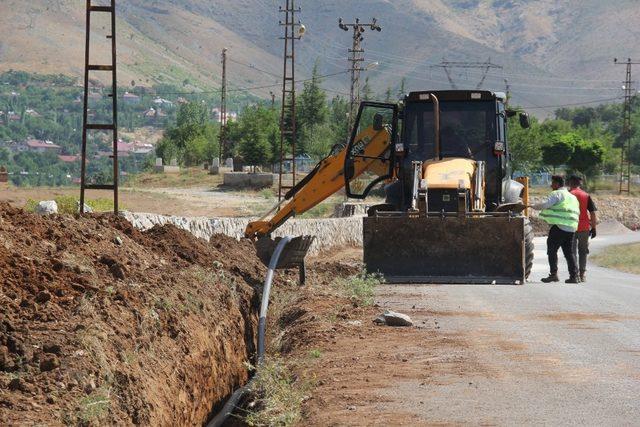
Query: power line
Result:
<box><xmin>519</xmin><ymin>96</ymin><xmax>623</xmax><ymax>110</ymax></box>
<box><xmin>337</xmin><ymin>17</ymin><xmax>382</xmax><ymax>132</ymax></box>
<box><xmin>313</xmin><ymin>36</ymin><xmax>623</xmax><ymax>87</ymax></box>
<box><xmin>227</xmin><ymin>57</ymin><xmax>282</xmax><ymax>79</ymax></box>
<box><xmin>109</xmin><ymin>70</ymin><xmax>349</xmax><ymax>99</ymax></box>
<box><xmin>431</xmin><ymin>58</ymin><xmax>503</xmax><ymax>90</ymax></box>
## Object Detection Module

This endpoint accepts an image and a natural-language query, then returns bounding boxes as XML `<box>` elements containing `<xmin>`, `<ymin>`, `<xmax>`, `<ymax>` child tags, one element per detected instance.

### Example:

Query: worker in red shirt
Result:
<box><xmin>567</xmin><ymin>175</ymin><xmax>597</xmax><ymax>282</ymax></box>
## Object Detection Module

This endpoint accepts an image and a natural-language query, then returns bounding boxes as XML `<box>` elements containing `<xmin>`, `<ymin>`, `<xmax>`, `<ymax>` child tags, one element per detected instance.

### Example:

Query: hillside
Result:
<box><xmin>2</xmin><ymin>0</ymin><xmax>640</xmax><ymax>112</ymax></box>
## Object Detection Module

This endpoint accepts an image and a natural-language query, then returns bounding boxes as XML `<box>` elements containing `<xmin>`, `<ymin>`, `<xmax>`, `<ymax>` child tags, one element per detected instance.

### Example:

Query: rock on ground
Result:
<box><xmin>35</xmin><ymin>200</ymin><xmax>58</xmax><ymax>215</ymax></box>
<box><xmin>374</xmin><ymin>310</ymin><xmax>414</xmax><ymax>327</ymax></box>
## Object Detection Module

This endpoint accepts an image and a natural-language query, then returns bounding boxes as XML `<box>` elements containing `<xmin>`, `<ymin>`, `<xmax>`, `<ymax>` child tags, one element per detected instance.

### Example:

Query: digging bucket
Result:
<box><xmin>255</xmin><ymin>235</ymin><xmax>315</xmax><ymax>269</ymax></box>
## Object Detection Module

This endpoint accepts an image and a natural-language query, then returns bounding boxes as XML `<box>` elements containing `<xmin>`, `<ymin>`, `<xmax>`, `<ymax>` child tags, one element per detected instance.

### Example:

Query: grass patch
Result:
<box><xmin>24</xmin><ymin>196</ymin><xmax>117</xmax><ymax>214</ymax></box>
<box><xmin>592</xmin><ymin>243</ymin><xmax>640</xmax><ymax>275</ymax></box>
<box><xmin>298</xmin><ymin>202</ymin><xmax>333</xmax><ymax>219</ymax></box>
<box><xmin>244</xmin><ymin>356</ymin><xmax>309</xmax><ymax>427</ymax></box>
<box><xmin>332</xmin><ymin>271</ymin><xmax>384</xmax><ymax>306</ymax></box>
<box><xmin>308</xmin><ymin>349</ymin><xmax>322</xmax><ymax>359</ymax></box>
<box><xmin>77</xmin><ymin>388</ymin><xmax>111</xmax><ymax>424</ymax></box>
<box><xmin>261</xmin><ymin>188</ymin><xmax>275</xmax><ymax>199</ymax></box>
<box><xmin>127</xmin><ymin>167</ymin><xmax>223</xmax><ymax>188</ymax></box>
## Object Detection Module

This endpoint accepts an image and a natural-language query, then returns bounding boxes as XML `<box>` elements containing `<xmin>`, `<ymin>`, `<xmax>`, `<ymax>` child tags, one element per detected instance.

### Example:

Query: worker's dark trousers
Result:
<box><xmin>573</xmin><ymin>231</ymin><xmax>590</xmax><ymax>274</ymax></box>
<box><xmin>547</xmin><ymin>225</ymin><xmax>578</xmax><ymax>278</ymax></box>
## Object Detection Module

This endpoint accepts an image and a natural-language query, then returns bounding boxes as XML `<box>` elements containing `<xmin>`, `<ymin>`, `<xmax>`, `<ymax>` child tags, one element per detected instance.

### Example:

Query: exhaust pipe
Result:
<box><xmin>429</xmin><ymin>93</ymin><xmax>441</xmax><ymax>160</ymax></box>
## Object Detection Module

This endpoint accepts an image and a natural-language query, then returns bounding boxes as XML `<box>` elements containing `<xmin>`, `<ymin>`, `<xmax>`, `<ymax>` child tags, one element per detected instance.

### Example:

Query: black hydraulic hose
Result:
<box><xmin>207</xmin><ymin>237</ymin><xmax>293</xmax><ymax>427</ymax></box>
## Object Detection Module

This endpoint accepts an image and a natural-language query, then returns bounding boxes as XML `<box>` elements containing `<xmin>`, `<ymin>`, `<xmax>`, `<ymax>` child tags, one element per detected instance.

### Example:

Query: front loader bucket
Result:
<box><xmin>363</xmin><ymin>215</ymin><xmax>525</xmax><ymax>284</ymax></box>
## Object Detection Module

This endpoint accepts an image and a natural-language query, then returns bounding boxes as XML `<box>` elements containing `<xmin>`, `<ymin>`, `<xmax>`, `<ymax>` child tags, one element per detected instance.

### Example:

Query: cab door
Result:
<box><xmin>344</xmin><ymin>102</ymin><xmax>398</xmax><ymax>199</ymax></box>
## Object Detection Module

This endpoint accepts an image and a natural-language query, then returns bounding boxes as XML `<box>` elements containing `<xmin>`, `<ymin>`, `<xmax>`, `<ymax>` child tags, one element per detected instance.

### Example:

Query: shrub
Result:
<box><xmin>245</xmin><ymin>357</ymin><xmax>308</xmax><ymax>427</ymax></box>
<box><xmin>332</xmin><ymin>271</ymin><xmax>384</xmax><ymax>306</ymax></box>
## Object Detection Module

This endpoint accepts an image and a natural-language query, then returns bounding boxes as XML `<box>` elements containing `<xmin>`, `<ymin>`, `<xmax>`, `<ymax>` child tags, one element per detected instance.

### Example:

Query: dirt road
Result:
<box><xmin>301</xmin><ymin>232</ymin><xmax>640</xmax><ymax>426</ymax></box>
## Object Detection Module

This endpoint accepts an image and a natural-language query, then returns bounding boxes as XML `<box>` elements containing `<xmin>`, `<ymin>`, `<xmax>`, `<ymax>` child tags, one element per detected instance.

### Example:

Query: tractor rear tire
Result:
<box><xmin>524</xmin><ymin>218</ymin><xmax>534</xmax><ymax>281</ymax></box>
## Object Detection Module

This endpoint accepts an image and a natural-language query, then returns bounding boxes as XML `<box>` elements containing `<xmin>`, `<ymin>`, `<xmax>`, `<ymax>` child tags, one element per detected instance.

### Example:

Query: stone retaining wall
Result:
<box><xmin>122</xmin><ymin>212</ymin><xmax>362</xmax><ymax>255</ymax></box>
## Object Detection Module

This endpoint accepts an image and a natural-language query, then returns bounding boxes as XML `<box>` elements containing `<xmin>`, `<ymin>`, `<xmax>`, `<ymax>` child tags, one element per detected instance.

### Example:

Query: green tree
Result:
<box><xmin>176</xmin><ymin>102</ymin><xmax>208</xmax><ymax>128</ymax></box>
<box><xmin>236</xmin><ymin>105</ymin><xmax>278</xmax><ymax>169</ymax></box>
<box><xmin>567</xmin><ymin>139</ymin><xmax>605</xmax><ymax>181</ymax></box>
<box><xmin>398</xmin><ymin>77</ymin><xmax>407</xmax><ymax>98</ymax></box>
<box><xmin>361</xmin><ymin>76</ymin><xmax>373</xmax><ymax>101</ymax></box>
<box><xmin>329</xmin><ymin>95</ymin><xmax>350</xmax><ymax>149</ymax></box>
<box><xmin>298</xmin><ymin>61</ymin><xmax>328</xmax><ymax>154</ymax></box>
<box><xmin>384</xmin><ymin>87</ymin><xmax>393</xmax><ymax>103</ymax></box>
<box><xmin>630</xmin><ymin>141</ymin><xmax>640</xmax><ymax>166</ymax></box>
<box><xmin>0</xmin><ymin>147</ymin><xmax>10</xmax><ymax>164</ymax></box>
<box><xmin>541</xmin><ymin>133</ymin><xmax>578</xmax><ymax>172</ymax></box>
<box><xmin>302</xmin><ymin>122</ymin><xmax>334</xmax><ymax>160</ymax></box>
<box><xmin>159</xmin><ymin>102</ymin><xmax>218</xmax><ymax>166</ymax></box>
<box><xmin>508</xmin><ymin>115</ymin><xmax>542</xmax><ymax>173</ymax></box>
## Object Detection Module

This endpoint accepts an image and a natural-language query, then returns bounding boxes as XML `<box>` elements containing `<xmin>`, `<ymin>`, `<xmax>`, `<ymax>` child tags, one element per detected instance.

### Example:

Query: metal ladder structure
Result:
<box><xmin>80</xmin><ymin>0</ymin><xmax>119</xmax><ymax>213</ymax></box>
<box><xmin>277</xmin><ymin>0</ymin><xmax>301</xmax><ymax>201</ymax></box>
<box><xmin>615</xmin><ymin>58</ymin><xmax>638</xmax><ymax>194</ymax></box>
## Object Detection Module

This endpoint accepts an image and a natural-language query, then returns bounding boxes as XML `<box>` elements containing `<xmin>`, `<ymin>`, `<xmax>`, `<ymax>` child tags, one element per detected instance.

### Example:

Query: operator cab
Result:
<box><xmin>343</xmin><ymin>90</ymin><xmax>530</xmax><ymax>212</ymax></box>
<box><xmin>401</xmin><ymin>90</ymin><xmax>509</xmax><ymax>210</ymax></box>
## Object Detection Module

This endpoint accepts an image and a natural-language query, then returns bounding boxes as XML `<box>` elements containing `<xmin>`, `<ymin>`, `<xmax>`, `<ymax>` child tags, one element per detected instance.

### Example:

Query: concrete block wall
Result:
<box><xmin>223</xmin><ymin>172</ymin><xmax>274</xmax><ymax>189</ymax></box>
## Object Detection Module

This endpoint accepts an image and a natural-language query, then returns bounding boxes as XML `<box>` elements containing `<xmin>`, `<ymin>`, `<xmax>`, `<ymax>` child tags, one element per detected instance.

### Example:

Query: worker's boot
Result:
<box><xmin>580</xmin><ymin>271</ymin><xmax>586</xmax><ymax>282</ymax></box>
<box><xmin>565</xmin><ymin>276</ymin><xmax>580</xmax><ymax>284</ymax></box>
<box><xmin>541</xmin><ymin>274</ymin><xmax>559</xmax><ymax>283</ymax></box>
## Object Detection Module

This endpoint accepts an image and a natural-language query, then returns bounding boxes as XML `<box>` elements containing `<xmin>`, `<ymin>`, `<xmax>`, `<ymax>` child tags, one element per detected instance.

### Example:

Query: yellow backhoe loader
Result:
<box><xmin>246</xmin><ymin>90</ymin><xmax>533</xmax><ymax>284</ymax></box>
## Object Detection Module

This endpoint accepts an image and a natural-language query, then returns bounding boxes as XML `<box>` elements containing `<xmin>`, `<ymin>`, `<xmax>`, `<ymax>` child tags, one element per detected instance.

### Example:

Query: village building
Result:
<box><xmin>24</xmin><ymin>139</ymin><xmax>62</xmax><ymax>154</ymax></box>
<box><xmin>211</xmin><ymin>107</ymin><xmax>237</xmax><ymax>123</ymax></box>
<box><xmin>122</xmin><ymin>92</ymin><xmax>141</xmax><ymax>105</ymax></box>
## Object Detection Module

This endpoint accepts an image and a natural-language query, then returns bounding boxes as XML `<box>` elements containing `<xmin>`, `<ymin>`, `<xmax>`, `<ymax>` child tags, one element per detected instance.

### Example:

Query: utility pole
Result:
<box><xmin>614</xmin><ymin>58</ymin><xmax>639</xmax><ymax>194</ymax></box>
<box><xmin>270</xmin><ymin>91</ymin><xmax>276</xmax><ymax>110</ymax></box>
<box><xmin>276</xmin><ymin>0</ymin><xmax>305</xmax><ymax>202</ymax></box>
<box><xmin>504</xmin><ymin>78</ymin><xmax>511</xmax><ymax>107</ymax></box>
<box><xmin>338</xmin><ymin>17</ymin><xmax>382</xmax><ymax>133</ymax></box>
<box><xmin>431</xmin><ymin>58</ymin><xmax>503</xmax><ymax>90</ymax></box>
<box><xmin>219</xmin><ymin>47</ymin><xmax>228</xmax><ymax>162</ymax></box>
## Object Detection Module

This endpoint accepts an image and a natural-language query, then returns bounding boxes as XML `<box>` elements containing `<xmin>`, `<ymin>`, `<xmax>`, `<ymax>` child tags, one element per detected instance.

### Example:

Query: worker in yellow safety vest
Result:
<box><xmin>530</xmin><ymin>175</ymin><xmax>581</xmax><ymax>284</ymax></box>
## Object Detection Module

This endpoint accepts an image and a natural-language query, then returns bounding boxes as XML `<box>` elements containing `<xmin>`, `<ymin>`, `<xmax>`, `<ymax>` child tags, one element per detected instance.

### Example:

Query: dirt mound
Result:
<box><xmin>0</xmin><ymin>203</ymin><xmax>267</xmax><ymax>425</ymax></box>
<box><xmin>597</xmin><ymin>219</ymin><xmax>634</xmax><ymax>235</ymax></box>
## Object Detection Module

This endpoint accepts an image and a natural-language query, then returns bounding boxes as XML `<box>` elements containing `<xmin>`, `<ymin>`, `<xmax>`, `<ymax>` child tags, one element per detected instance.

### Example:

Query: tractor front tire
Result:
<box><xmin>524</xmin><ymin>218</ymin><xmax>535</xmax><ymax>281</ymax></box>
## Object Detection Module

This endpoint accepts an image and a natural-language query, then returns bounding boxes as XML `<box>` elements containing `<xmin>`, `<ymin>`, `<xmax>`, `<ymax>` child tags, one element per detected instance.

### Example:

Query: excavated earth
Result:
<box><xmin>0</xmin><ymin>202</ymin><xmax>272</xmax><ymax>425</ymax></box>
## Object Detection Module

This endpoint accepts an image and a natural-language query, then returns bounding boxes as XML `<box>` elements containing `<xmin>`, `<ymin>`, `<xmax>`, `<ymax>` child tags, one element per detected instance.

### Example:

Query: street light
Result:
<box><xmin>365</xmin><ymin>61</ymin><xmax>379</xmax><ymax>71</ymax></box>
<box><xmin>298</xmin><ymin>23</ymin><xmax>306</xmax><ymax>37</ymax></box>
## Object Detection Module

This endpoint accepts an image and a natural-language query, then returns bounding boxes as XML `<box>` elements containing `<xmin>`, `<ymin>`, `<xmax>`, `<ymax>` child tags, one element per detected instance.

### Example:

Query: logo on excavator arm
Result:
<box><xmin>351</xmin><ymin>136</ymin><xmax>371</xmax><ymax>156</ymax></box>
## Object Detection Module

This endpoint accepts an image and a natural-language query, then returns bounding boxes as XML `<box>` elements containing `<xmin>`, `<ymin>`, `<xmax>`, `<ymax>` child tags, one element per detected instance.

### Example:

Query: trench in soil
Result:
<box><xmin>0</xmin><ymin>202</ymin><xmax>278</xmax><ymax>425</ymax></box>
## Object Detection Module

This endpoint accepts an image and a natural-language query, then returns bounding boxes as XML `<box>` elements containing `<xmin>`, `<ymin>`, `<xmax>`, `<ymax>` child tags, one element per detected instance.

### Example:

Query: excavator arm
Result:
<box><xmin>244</xmin><ymin>125</ymin><xmax>393</xmax><ymax>239</ymax></box>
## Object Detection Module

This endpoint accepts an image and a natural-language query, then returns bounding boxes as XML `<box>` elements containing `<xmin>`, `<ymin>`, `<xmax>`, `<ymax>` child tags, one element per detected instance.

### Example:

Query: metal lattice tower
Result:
<box><xmin>277</xmin><ymin>0</ymin><xmax>303</xmax><ymax>202</ymax></box>
<box><xmin>338</xmin><ymin>17</ymin><xmax>382</xmax><ymax>133</ymax></box>
<box><xmin>431</xmin><ymin>58</ymin><xmax>503</xmax><ymax>90</ymax></box>
<box><xmin>219</xmin><ymin>47</ymin><xmax>228</xmax><ymax>161</ymax></box>
<box><xmin>614</xmin><ymin>58</ymin><xmax>639</xmax><ymax>194</ymax></box>
<box><xmin>80</xmin><ymin>0</ymin><xmax>118</xmax><ymax>214</ymax></box>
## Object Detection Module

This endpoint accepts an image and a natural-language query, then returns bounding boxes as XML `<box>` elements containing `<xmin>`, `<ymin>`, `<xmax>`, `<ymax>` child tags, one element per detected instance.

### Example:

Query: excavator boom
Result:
<box><xmin>244</xmin><ymin>125</ymin><xmax>392</xmax><ymax>239</ymax></box>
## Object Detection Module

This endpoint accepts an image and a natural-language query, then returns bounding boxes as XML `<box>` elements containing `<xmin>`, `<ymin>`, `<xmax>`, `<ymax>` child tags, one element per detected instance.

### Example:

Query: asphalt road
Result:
<box><xmin>375</xmin><ymin>231</ymin><xmax>640</xmax><ymax>426</ymax></box>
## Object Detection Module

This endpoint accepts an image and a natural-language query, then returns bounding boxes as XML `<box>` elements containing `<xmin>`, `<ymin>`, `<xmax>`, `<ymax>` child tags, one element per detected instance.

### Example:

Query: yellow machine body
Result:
<box><xmin>423</xmin><ymin>158</ymin><xmax>475</xmax><ymax>190</ymax></box>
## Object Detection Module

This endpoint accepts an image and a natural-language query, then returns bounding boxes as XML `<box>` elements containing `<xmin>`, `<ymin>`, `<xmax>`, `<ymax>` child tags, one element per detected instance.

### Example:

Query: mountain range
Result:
<box><xmin>2</xmin><ymin>0</ymin><xmax>640</xmax><ymax>114</ymax></box>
